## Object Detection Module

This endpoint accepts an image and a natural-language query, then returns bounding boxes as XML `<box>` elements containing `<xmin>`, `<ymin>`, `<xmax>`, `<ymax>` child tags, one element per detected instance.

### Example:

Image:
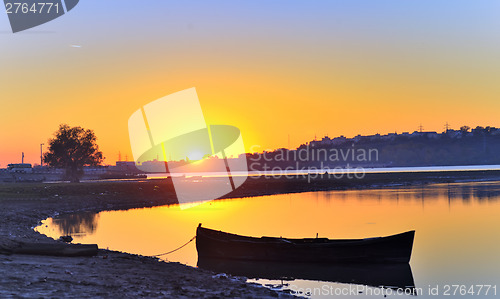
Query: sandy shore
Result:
<box><xmin>2</xmin><ymin>170</ymin><xmax>500</xmax><ymax>298</ymax></box>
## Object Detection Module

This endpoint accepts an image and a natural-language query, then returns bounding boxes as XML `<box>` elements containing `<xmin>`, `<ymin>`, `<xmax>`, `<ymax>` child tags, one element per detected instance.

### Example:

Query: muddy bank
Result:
<box><xmin>0</xmin><ymin>252</ymin><xmax>286</xmax><ymax>298</ymax></box>
<box><xmin>0</xmin><ymin>181</ymin><xmax>290</xmax><ymax>298</ymax></box>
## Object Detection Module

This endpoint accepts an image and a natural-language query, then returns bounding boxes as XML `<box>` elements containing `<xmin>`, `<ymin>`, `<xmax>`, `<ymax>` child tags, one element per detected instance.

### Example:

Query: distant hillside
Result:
<box><xmin>247</xmin><ymin>126</ymin><xmax>500</xmax><ymax>170</ymax></box>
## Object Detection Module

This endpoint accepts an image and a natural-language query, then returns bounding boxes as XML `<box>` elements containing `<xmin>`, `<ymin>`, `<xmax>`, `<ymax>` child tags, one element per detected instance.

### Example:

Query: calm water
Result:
<box><xmin>36</xmin><ymin>181</ymin><xmax>500</xmax><ymax>298</ymax></box>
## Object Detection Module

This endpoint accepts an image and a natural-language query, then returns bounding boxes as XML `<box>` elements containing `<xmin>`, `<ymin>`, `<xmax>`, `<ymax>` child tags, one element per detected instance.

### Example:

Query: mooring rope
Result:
<box><xmin>151</xmin><ymin>236</ymin><xmax>196</xmax><ymax>257</ymax></box>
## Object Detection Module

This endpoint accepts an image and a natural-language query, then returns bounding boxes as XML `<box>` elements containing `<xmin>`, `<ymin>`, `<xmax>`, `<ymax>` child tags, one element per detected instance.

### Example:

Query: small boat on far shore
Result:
<box><xmin>196</xmin><ymin>224</ymin><xmax>415</xmax><ymax>263</ymax></box>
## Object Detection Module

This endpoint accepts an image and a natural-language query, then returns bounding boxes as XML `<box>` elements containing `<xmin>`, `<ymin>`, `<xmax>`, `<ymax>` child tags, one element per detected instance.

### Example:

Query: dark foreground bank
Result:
<box><xmin>0</xmin><ymin>181</ymin><xmax>291</xmax><ymax>298</ymax></box>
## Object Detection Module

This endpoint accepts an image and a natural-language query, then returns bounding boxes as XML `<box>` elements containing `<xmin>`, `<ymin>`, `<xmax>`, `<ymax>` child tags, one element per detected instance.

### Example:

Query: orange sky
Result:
<box><xmin>1</xmin><ymin>1</ymin><xmax>500</xmax><ymax>166</ymax></box>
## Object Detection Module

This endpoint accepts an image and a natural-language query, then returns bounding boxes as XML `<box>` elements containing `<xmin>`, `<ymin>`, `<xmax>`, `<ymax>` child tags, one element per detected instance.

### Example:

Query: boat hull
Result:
<box><xmin>196</xmin><ymin>226</ymin><xmax>414</xmax><ymax>263</ymax></box>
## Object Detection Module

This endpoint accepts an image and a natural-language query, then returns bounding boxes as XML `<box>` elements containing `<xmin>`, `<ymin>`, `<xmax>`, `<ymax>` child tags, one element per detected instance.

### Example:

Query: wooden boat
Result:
<box><xmin>196</xmin><ymin>224</ymin><xmax>414</xmax><ymax>263</ymax></box>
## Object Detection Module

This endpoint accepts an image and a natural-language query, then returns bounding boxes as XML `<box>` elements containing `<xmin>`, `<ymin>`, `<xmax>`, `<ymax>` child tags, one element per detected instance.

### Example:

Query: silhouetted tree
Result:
<box><xmin>44</xmin><ymin>124</ymin><xmax>103</xmax><ymax>183</ymax></box>
<box><xmin>460</xmin><ymin>126</ymin><xmax>471</xmax><ymax>133</ymax></box>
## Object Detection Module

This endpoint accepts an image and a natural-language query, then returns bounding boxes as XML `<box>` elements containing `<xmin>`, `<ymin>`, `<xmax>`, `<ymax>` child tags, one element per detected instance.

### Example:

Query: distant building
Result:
<box><xmin>7</xmin><ymin>163</ymin><xmax>32</xmax><ymax>173</ymax></box>
<box><xmin>83</xmin><ymin>166</ymin><xmax>108</xmax><ymax>175</ymax></box>
<box><xmin>446</xmin><ymin>130</ymin><xmax>462</xmax><ymax>138</ymax></box>
<box><xmin>114</xmin><ymin>161</ymin><xmax>137</xmax><ymax>172</ymax></box>
<box><xmin>381</xmin><ymin>133</ymin><xmax>397</xmax><ymax>141</ymax></box>
<box><xmin>331</xmin><ymin>135</ymin><xmax>347</xmax><ymax>145</ymax></box>
<box><xmin>423</xmin><ymin>132</ymin><xmax>439</xmax><ymax>139</ymax></box>
<box><xmin>365</xmin><ymin>134</ymin><xmax>381</xmax><ymax>141</ymax></box>
<box><xmin>353</xmin><ymin>134</ymin><xmax>363</xmax><ymax>142</ymax></box>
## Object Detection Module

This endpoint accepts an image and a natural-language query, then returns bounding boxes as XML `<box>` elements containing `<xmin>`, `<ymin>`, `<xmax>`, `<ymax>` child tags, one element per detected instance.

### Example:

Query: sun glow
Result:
<box><xmin>187</xmin><ymin>151</ymin><xmax>204</xmax><ymax>161</ymax></box>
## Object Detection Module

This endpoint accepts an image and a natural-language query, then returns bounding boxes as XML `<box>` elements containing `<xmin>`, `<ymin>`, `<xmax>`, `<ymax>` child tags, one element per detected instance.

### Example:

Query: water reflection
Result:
<box><xmin>352</xmin><ymin>182</ymin><xmax>500</xmax><ymax>204</ymax></box>
<box><xmin>36</xmin><ymin>181</ymin><xmax>500</xmax><ymax>298</ymax></box>
<box><xmin>48</xmin><ymin>182</ymin><xmax>500</xmax><ymax>237</ymax></box>
<box><xmin>198</xmin><ymin>257</ymin><xmax>415</xmax><ymax>291</ymax></box>
<box><xmin>52</xmin><ymin>212</ymin><xmax>99</xmax><ymax>236</ymax></box>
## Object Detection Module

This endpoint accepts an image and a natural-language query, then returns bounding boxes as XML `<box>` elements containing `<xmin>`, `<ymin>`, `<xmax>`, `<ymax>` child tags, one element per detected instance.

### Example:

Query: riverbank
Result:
<box><xmin>2</xmin><ymin>170</ymin><xmax>500</xmax><ymax>297</ymax></box>
<box><xmin>0</xmin><ymin>180</ymin><xmax>289</xmax><ymax>298</ymax></box>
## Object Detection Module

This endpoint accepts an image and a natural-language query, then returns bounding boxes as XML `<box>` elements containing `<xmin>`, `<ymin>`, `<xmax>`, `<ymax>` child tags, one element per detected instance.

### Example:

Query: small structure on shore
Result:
<box><xmin>7</xmin><ymin>163</ymin><xmax>33</xmax><ymax>173</ymax></box>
